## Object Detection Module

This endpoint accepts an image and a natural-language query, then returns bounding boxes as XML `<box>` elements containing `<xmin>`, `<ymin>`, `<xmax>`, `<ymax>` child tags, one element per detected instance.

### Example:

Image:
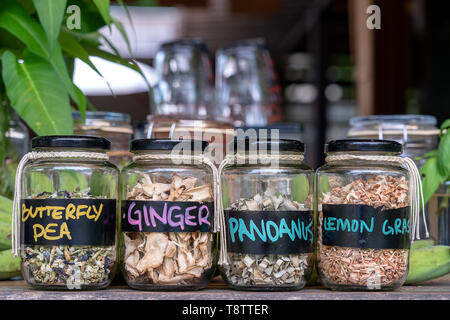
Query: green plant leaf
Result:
<box><xmin>0</xmin><ymin>1</ymin><xmax>84</xmax><ymax>112</ymax></box>
<box><xmin>420</xmin><ymin>158</ymin><xmax>446</xmax><ymax>205</ymax></box>
<box><xmin>93</xmin><ymin>0</ymin><xmax>111</xmax><ymax>26</ymax></box>
<box><xmin>111</xmin><ymin>17</ymin><xmax>133</xmax><ymax>58</ymax></box>
<box><xmin>83</xmin><ymin>43</ymin><xmax>151</xmax><ymax>89</ymax></box>
<box><xmin>73</xmin><ymin>84</ymin><xmax>86</xmax><ymax>119</ymax></box>
<box><xmin>116</xmin><ymin>0</ymin><xmax>136</xmax><ymax>56</ymax></box>
<box><xmin>437</xmin><ymin>129</ymin><xmax>450</xmax><ymax>177</ymax></box>
<box><xmin>32</xmin><ymin>0</ymin><xmax>67</xmax><ymax>52</ymax></box>
<box><xmin>1</xmin><ymin>50</ymin><xmax>73</xmax><ymax>135</ymax></box>
<box><xmin>415</xmin><ymin>149</ymin><xmax>438</xmax><ymax>161</ymax></box>
<box><xmin>319</xmin><ymin>175</ymin><xmax>331</xmax><ymax>195</ymax></box>
<box><xmin>441</xmin><ymin>119</ymin><xmax>450</xmax><ymax>132</ymax></box>
<box><xmin>17</xmin><ymin>0</ymin><xmax>37</xmax><ymax>14</ymax></box>
<box><xmin>47</xmin><ymin>43</ymin><xmax>85</xmax><ymax>110</ymax></box>
<box><xmin>59</xmin><ymin>29</ymin><xmax>103</xmax><ymax>79</ymax></box>
<box><xmin>0</xmin><ymin>0</ymin><xmax>49</xmax><ymax>59</ymax></box>
<box><xmin>29</xmin><ymin>172</ymin><xmax>53</xmax><ymax>194</ymax></box>
<box><xmin>291</xmin><ymin>174</ymin><xmax>309</xmax><ymax>203</ymax></box>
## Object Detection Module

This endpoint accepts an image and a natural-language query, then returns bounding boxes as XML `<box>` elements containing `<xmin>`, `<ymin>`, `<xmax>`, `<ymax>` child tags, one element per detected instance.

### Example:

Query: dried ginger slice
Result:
<box><xmin>136</xmin><ymin>233</ymin><xmax>169</xmax><ymax>274</ymax></box>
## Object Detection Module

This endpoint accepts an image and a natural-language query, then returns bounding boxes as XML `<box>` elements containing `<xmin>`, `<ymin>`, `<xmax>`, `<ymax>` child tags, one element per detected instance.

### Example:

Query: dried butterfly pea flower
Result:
<box><xmin>22</xmin><ymin>190</ymin><xmax>116</xmax><ymax>288</ymax></box>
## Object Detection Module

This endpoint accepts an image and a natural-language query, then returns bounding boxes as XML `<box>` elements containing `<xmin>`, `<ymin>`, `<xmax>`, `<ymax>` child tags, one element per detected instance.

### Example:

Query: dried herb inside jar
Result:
<box><xmin>318</xmin><ymin>175</ymin><xmax>409</xmax><ymax>287</ymax></box>
<box><xmin>223</xmin><ymin>189</ymin><xmax>313</xmax><ymax>287</ymax></box>
<box><xmin>22</xmin><ymin>189</ymin><xmax>116</xmax><ymax>287</ymax></box>
<box><xmin>123</xmin><ymin>174</ymin><xmax>214</xmax><ymax>285</ymax></box>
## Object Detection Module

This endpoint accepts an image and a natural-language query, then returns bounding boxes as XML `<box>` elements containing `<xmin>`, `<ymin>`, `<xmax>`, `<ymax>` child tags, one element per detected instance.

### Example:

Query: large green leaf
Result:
<box><xmin>0</xmin><ymin>1</ymin><xmax>84</xmax><ymax>113</ymax></box>
<box><xmin>437</xmin><ymin>130</ymin><xmax>450</xmax><ymax>177</ymax></box>
<box><xmin>0</xmin><ymin>0</ymin><xmax>49</xmax><ymax>59</ymax></box>
<box><xmin>83</xmin><ymin>43</ymin><xmax>149</xmax><ymax>87</ymax></box>
<box><xmin>32</xmin><ymin>0</ymin><xmax>67</xmax><ymax>51</ymax></box>
<box><xmin>441</xmin><ymin>119</ymin><xmax>450</xmax><ymax>132</ymax></box>
<box><xmin>420</xmin><ymin>157</ymin><xmax>446</xmax><ymax>205</ymax></box>
<box><xmin>291</xmin><ymin>174</ymin><xmax>309</xmax><ymax>203</ymax></box>
<box><xmin>59</xmin><ymin>29</ymin><xmax>103</xmax><ymax>79</ymax></box>
<box><xmin>111</xmin><ymin>17</ymin><xmax>133</xmax><ymax>58</ymax></box>
<box><xmin>1</xmin><ymin>50</ymin><xmax>73</xmax><ymax>135</ymax></box>
<box><xmin>93</xmin><ymin>0</ymin><xmax>111</xmax><ymax>26</ymax></box>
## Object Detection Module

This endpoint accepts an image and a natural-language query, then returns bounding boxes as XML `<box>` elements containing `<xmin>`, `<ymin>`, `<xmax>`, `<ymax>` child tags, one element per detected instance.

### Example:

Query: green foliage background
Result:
<box><xmin>0</xmin><ymin>0</ymin><xmax>146</xmax><ymax>198</ymax></box>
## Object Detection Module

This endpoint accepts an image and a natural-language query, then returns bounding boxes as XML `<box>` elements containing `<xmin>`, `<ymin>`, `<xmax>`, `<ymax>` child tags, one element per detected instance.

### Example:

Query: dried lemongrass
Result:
<box><xmin>224</xmin><ymin>189</ymin><xmax>312</xmax><ymax>287</ymax></box>
<box><xmin>318</xmin><ymin>175</ymin><xmax>409</xmax><ymax>288</ymax></box>
<box><xmin>124</xmin><ymin>174</ymin><xmax>214</xmax><ymax>286</ymax></box>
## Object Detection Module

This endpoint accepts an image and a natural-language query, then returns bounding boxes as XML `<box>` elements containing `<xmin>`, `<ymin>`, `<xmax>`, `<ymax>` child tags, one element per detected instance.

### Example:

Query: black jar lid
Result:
<box><xmin>32</xmin><ymin>135</ymin><xmax>111</xmax><ymax>150</ymax></box>
<box><xmin>231</xmin><ymin>138</ymin><xmax>304</xmax><ymax>152</ymax></box>
<box><xmin>130</xmin><ymin>139</ymin><xmax>209</xmax><ymax>152</ymax></box>
<box><xmin>326</xmin><ymin>139</ymin><xmax>402</xmax><ymax>153</ymax></box>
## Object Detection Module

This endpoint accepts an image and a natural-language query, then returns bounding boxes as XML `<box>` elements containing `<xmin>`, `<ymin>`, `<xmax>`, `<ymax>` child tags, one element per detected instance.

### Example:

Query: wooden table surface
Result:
<box><xmin>0</xmin><ymin>275</ymin><xmax>449</xmax><ymax>300</ymax></box>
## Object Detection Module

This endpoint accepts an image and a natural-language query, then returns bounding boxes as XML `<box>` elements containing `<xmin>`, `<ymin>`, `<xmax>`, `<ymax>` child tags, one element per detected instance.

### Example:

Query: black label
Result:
<box><xmin>121</xmin><ymin>200</ymin><xmax>214</xmax><ymax>233</ymax></box>
<box><xmin>322</xmin><ymin>204</ymin><xmax>410</xmax><ymax>249</ymax></box>
<box><xmin>21</xmin><ymin>199</ymin><xmax>116</xmax><ymax>246</ymax></box>
<box><xmin>224</xmin><ymin>210</ymin><xmax>313</xmax><ymax>255</ymax></box>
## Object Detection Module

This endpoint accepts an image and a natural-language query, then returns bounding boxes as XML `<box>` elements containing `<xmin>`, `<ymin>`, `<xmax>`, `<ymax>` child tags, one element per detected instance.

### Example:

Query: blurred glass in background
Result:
<box><xmin>152</xmin><ymin>38</ymin><xmax>215</xmax><ymax>119</ymax></box>
<box><xmin>73</xmin><ymin>111</ymin><xmax>133</xmax><ymax>169</ymax></box>
<box><xmin>216</xmin><ymin>38</ymin><xmax>282</xmax><ymax>127</ymax></box>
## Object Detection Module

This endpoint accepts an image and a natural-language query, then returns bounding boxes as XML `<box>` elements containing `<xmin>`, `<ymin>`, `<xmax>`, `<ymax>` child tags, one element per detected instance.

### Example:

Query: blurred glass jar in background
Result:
<box><xmin>73</xmin><ymin>111</ymin><xmax>133</xmax><ymax>169</ymax></box>
<box><xmin>1</xmin><ymin>112</ymin><xmax>30</xmax><ymax>198</ymax></box>
<box><xmin>347</xmin><ymin>115</ymin><xmax>447</xmax><ymax>244</ymax></box>
<box><xmin>347</xmin><ymin>115</ymin><xmax>440</xmax><ymax>165</ymax></box>
<box><xmin>152</xmin><ymin>38</ymin><xmax>215</xmax><ymax>120</ymax></box>
<box><xmin>7</xmin><ymin>112</ymin><xmax>30</xmax><ymax>159</ymax></box>
<box><xmin>144</xmin><ymin>115</ymin><xmax>235</xmax><ymax>165</ymax></box>
<box><xmin>216</xmin><ymin>38</ymin><xmax>282</xmax><ymax>127</ymax></box>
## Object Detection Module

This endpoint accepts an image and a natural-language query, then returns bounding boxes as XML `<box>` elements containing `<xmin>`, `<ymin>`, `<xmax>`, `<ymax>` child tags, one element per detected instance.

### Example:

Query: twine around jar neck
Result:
<box><xmin>132</xmin><ymin>153</ymin><xmax>221</xmax><ymax>234</ymax></box>
<box><xmin>325</xmin><ymin>154</ymin><xmax>429</xmax><ymax>242</ymax></box>
<box><xmin>216</xmin><ymin>153</ymin><xmax>306</xmax><ymax>266</ymax></box>
<box><xmin>11</xmin><ymin>151</ymin><xmax>109</xmax><ymax>256</ymax></box>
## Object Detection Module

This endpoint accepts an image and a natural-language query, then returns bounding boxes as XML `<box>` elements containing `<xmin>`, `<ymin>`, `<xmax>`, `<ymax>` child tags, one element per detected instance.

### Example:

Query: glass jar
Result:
<box><xmin>316</xmin><ymin>139</ymin><xmax>412</xmax><ymax>291</ymax></box>
<box><xmin>1</xmin><ymin>112</ymin><xmax>30</xmax><ymax>199</ymax></box>
<box><xmin>152</xmin><ymin>38</ymin><xmax>215</xmax><ymax>120</ymax></box>
<box><xmin>347</xmin><ymin>115</ymin><xmax>440</xmax><ymax>165</ymax></box>
<box><xmin>220</xmin><ymin>138</ymin><xmax>314</xmax><ymax>291</ymax></box>
<box><xmin>73</xmin><ymin>111</ymin><xmax>133</xmax><ymax>169</ymax></box>
<box><xmin>120</xmin><ymin>139</ymin><xmax>217</xmax><ymax>290</ymax></box>
<box><xmin>348</xmin><ymin>116</ymin><xmax>443</xmax><ymax>246</ymax></box>
<box><xmin>145</xmin><ymin>115</ymin><xmax>235</xmax><ymax>165</ymax></box>
<box><xmin>19</xmin><ymin>136</ymin><xmax>119</xmax><ymax>290</ymax></box>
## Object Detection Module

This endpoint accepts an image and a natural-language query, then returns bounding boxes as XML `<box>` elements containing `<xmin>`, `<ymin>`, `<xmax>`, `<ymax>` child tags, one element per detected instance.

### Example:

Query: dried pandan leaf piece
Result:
<box><xmin>224</xmin><ymin>190</ymin><xmax>311</xmax><ymax>287</ymax></box>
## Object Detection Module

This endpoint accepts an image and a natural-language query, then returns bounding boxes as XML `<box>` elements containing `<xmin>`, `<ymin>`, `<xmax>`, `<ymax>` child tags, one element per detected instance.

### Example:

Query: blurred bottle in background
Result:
<box><xmin>152</xmin><ymin>38</ymin><xmax>215</xmax><ymax>120</ymax></box>
<box><xmin>216</xmin><ymin>38</ymin><xmax>282</xmax><ymax>127</ymax></box>
<box><xmin>73</xmin><ymin>111</ymin><xmax>133</xmax><ymax>169</ymax></box>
